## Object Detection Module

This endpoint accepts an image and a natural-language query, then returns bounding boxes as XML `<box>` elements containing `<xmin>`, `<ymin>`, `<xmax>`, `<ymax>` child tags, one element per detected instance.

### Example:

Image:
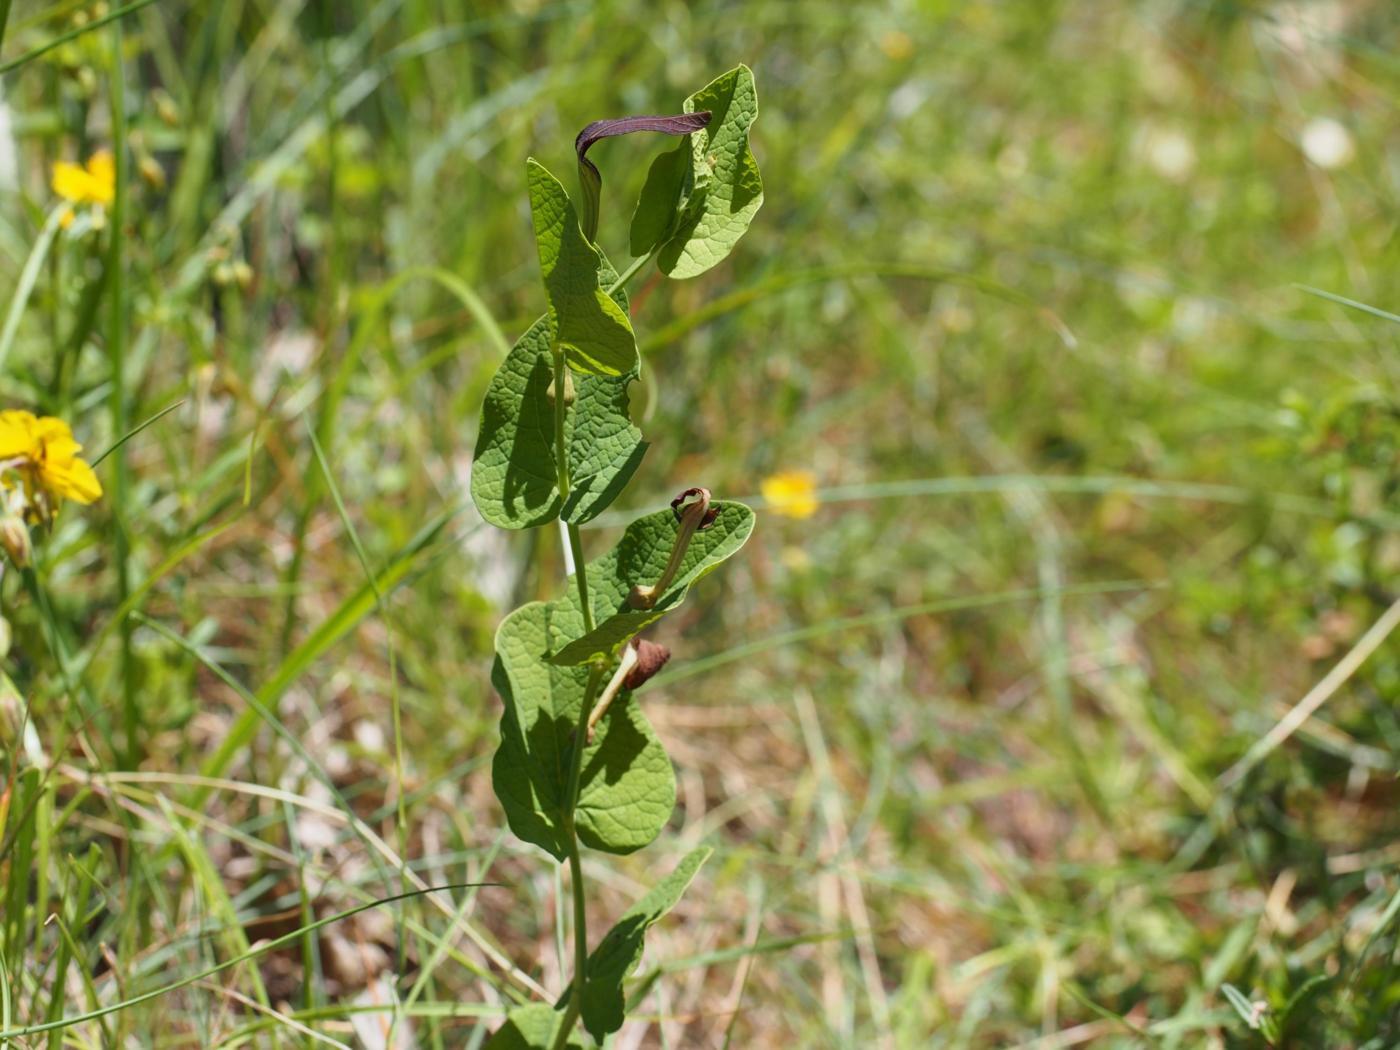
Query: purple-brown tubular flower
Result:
<box><xmin>574</xmin><ymin>112</ymin><xmax>712</xmax><ymax>242</ymax></box>
<box><xmin>629</xmin><ymin>487</ymin><xmax>719</xmax><ymax>609</ymax></box>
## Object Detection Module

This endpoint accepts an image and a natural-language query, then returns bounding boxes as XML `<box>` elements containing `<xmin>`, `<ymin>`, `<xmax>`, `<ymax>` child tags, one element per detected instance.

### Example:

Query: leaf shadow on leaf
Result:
<box><xmin>701</xmin><ymin>71</ymin><xmax>762</xmax><ymax>215</ymax></box>
<box><xmin>561</xmin><ymin>428</ymin><xmax>647</xmax><ymax>524</ymax></box>
<box><xmin>500</xmin><ymin>342</ymin><xmax>559</xmax><ymax>520</ymax></box>
<box><xmin>630</xmin><ymin>142</ymin><xmax>691</xmax><ymax>257</ymax></box>
<box><xmin>532</xmin><ymin>161</ymin><xmax>637</xmax><ymax>376</ymax></box>
<box><xmin>491</xmin><ymin>653</ymin><xmax>570</xmax><ymax>860</ymax></box>
<box><xmin>471</xmin><ymin>251</ymin><xmax>641</xmax><ymax>530</ymax></box>
<box><xmin>581</xmin><ymin>694</ymin><xmax>647</xmax><ymax>787</ymax></box>
<box><xmin>526</xmin><ymin>709</ymin><xmax>574</xmax><ymax>802</ymax></box>
<box><xmin>471</xmin><ymin>314</ymin><xmax>561</xmax><ymax>530</ymax></box>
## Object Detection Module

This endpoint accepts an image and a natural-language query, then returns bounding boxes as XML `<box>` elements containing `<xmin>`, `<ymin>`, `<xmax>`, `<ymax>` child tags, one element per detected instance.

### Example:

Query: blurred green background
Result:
<box><xmin>2</xmin><ymin>0</ymin><xmax>1400</xmax><ymax>1045</ymax></box>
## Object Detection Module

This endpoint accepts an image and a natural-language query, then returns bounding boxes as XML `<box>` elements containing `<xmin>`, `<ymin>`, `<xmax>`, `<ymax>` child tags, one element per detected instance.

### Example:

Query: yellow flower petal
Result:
<box><xmin>32</xmin><ymin>414</ymin><xmax>79</xmax><ymax>451</ymax></box>
<box><xmin>84</xmin><ymin>151</ymin><xmax>115</xmax><ymax>205</ymax></box>
<box><xmin>0</xmin><ymin>411</ymin><xmax>38</xmax><ymax>459</ymax></box>
<box><xmin>760</xmin><ymin>470</ymin><xmax>819</xmax><ymax>519</ymax></box>
<box><xmin>58</xmin><ymin>206</ymin><xmax>76</xmax><ymax>229</ymax></box>
<box><xmin>0</xmin><ymin>410</ymin><xmax>102</xmax><ymax>511</ymax></box>
<box><xmin>51</xmin><ymin>160</ymin><xmax>94</xmax><ymax>202</ymax></box>
<box><xmin>51</xmin><ymin>152</ymin><xmax>115</xmax><ymax>206</ymax></box>
<box><xmin>46</xmin><ymin>459</ymin><xmax>102</xmax><ymax>504</ymax></box>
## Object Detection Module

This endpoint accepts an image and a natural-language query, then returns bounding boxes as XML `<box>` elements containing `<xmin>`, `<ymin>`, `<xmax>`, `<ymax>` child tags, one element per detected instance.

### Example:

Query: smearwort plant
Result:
<box><xmin>471</xmin><ymin>66</ymin><xmax>762</xmax><ymax>1048</ymax></box>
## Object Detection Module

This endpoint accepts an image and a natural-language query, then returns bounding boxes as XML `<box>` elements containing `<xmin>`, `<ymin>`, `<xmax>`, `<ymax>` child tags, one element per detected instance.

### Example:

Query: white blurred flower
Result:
<box><xmin>1143</xmin><ymin>127</ymin><xmax>1196</xmax><ymax>182</ymax></box>
<box><xmin>1300</xmin><ymin>117</ymin><xmax>1354</xmax><ymax>170</ymax></box>
<box><xmin>0</xmin><ymin>92</ymin><xmax>14</xmax><ymax>188</ymax></box>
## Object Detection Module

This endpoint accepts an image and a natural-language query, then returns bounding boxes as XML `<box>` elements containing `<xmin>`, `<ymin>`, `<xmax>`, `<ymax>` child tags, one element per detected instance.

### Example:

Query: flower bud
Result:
<box><xmin>546</xmin><ymin>369</ymin><xmax>575</xmax><ymax>407</ymax></box>
<box><xmin>0</xmin><ymin>515</ymin><xmax>32</xmax><ymax>568</ymax></box>
<box><xmin>138</xmin><ymin>153</ymin><xmax>166</xmax><ymax>191</ymax></box>
<box><xmin>153</xmin><ymin>89</ymin><xmax>179</xmax><ymax>127</ymax></box>
<box><xmin>586</xmin><ymin>637</ymin><xmax>674</xmax><ymax>741</ymax></box>
<box><xmin>623</xmin><ymin>639</ymin><xmax>671</xmax><ymax>689</ymax></box>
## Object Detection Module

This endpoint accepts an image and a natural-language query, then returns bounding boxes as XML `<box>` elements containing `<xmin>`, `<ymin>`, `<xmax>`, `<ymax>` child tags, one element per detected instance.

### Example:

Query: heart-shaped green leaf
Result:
<box><xmin>492</xmin><ymin>600</ymin><xmax>676</xmax><ymax>859</ymax></box>
<box><xmin>483</xmin><ymin>1004</ymin><xmax>583</xmax><ymax>1049</ymax></box>
<box><xmin>548</xmin><ymin>501</ymin><xmax>755</xmax><ymax>666</ymax></box>
<box><xmin>579</xmin><ymin>846</ymin><xmax>712</xmax><ymax>1041</ymax></box>
<box><xmin>630</xmin><ymin>66</ymin><xmax>763</xmax><ymax>278</ymax></box>
<box><xmin>528</xmin><ymin>159</ymin><xmax>638</xmax><ymax>376</ymax></box>
<box><xmin>471</xmin><ymin>255</ymin><xmax>646</xmax><ymax>530</ymax></box>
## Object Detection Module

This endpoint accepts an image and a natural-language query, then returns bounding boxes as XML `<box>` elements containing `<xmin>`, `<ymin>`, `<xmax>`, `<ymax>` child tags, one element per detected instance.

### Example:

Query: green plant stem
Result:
<box><xmin>551</xmin><ymin>663</ymin><xmax>602</xmax><ymax>1050</ymax></box>
<box><xmin>606</xmin><ymin>248</ymin><xmax>656</xmax><ymax>297</ymax></box>
<box><xmin>553</xmin><ymin>510</ymin><xmax>597</xmax><ymax>1050</ymax></box>
<box><xmin>552</xmin><ymin>348</ymin><xmax>571</xmax><ymax>503</ymax></box>
<box><xmin>539</xmin><ymin>244</ymin><xmax>655</xmax><ymax>1049</ymax></box>
<box><xmin>559</xmin><ymin>836</ymin><xmax>588</xmax><ymax>1041</ymax></box>
<box><xmin>547</xmin><ymin>280</ymin><xmax>618</xmax><ymax>1044</ymax></box>
<box><xmin>108</xmin><ymin>19</ymin><xmax>136</xmax><ymax>768</ymax></box>
<box><xmin>565</xmin><ymin>523</ymin><xmax>593</xmax><ymax>630</ymax></box>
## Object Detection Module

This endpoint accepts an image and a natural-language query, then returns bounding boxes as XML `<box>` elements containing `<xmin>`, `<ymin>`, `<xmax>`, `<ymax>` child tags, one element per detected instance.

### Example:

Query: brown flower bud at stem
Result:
<box><xmin>628</xmin><ymin>487</ymin><xmax>716</xmax><ymax>609</ymax></box>
<box><xmin>624</xmin><ymin>639</ymin><xmax>671</xmax><ymax>689</ymax></box>
<box><xmin>586</xmin><ymin>638</ymin><xmax>673</xmax><ymax>741</ymax></box>
<box><xmin>546</xmin><ymin>368</ymin><xmax>575</xmax><ymax>407</ymax></box>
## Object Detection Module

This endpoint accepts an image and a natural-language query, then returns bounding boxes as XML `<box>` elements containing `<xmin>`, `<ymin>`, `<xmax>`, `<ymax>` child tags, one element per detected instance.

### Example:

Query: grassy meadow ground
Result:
<box><xmin>2</xmin><ymin>0</ymin><xmax>1400</xmax><ymax>1046</ymax></box>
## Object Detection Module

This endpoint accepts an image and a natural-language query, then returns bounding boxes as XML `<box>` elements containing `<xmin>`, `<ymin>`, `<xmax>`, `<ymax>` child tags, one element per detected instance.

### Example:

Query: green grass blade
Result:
<box><xmin>0</xmin><ymin>885</ymin><xmax>486</xmax><ymax>1038</ymax></box>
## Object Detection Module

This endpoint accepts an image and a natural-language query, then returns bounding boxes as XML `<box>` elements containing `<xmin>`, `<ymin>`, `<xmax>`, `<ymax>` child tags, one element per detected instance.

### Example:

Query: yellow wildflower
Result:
<box><xmin>879</xmin><ymin>30</ymin><xmax>914</xmax><ymax>62</ymax></box>
<box><xmin>0</xmin><ymin>411</ymin><xmax>103</xmax><ymax>519</ymax></box>
<box><xmin>51</xmin><ymin>150</ymin><xmax>115</xmax><ymax>229</ymax></box>
<box><xmin>760</xmin><ymin>469</ymin><xmax>818</xmax><ymax>519</ymax></box>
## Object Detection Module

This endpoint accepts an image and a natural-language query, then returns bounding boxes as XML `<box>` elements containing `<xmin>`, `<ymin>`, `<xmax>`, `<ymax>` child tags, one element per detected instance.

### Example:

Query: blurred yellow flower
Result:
<box><xmin>0</xmin><ymin>411</ymin><xmax>102</xmax><ymax>517</ymax></box>
<box><xmin>51</xmin><ymin>151</ymin><xmax>115</xmax><ymax>228</ymax></box>
<box><xmin>760</xmin><ymin>469</ymin><xmax>818</xmax><ymax>519</ymax></box>
<box><xmin>880</xmin><ymin>30</ymin><xmax>914</xmax><ymax>62</ymax></box>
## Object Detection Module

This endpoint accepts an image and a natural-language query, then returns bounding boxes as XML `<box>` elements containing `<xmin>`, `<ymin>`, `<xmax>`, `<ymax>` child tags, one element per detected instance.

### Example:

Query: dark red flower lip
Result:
<box><xmin>574</xmin><ymin>112</ymin><xmax>712</xmax><ymax>242</ymax></box>
<box><xmin>670</xmin><ymin>486</ymin><xmax>720</xmax><ymax>530</ymax></box>
<box><xmin>575</xmin><ymin>113</ymin><xmax>712</xmax><ymax>175</ymax></box>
